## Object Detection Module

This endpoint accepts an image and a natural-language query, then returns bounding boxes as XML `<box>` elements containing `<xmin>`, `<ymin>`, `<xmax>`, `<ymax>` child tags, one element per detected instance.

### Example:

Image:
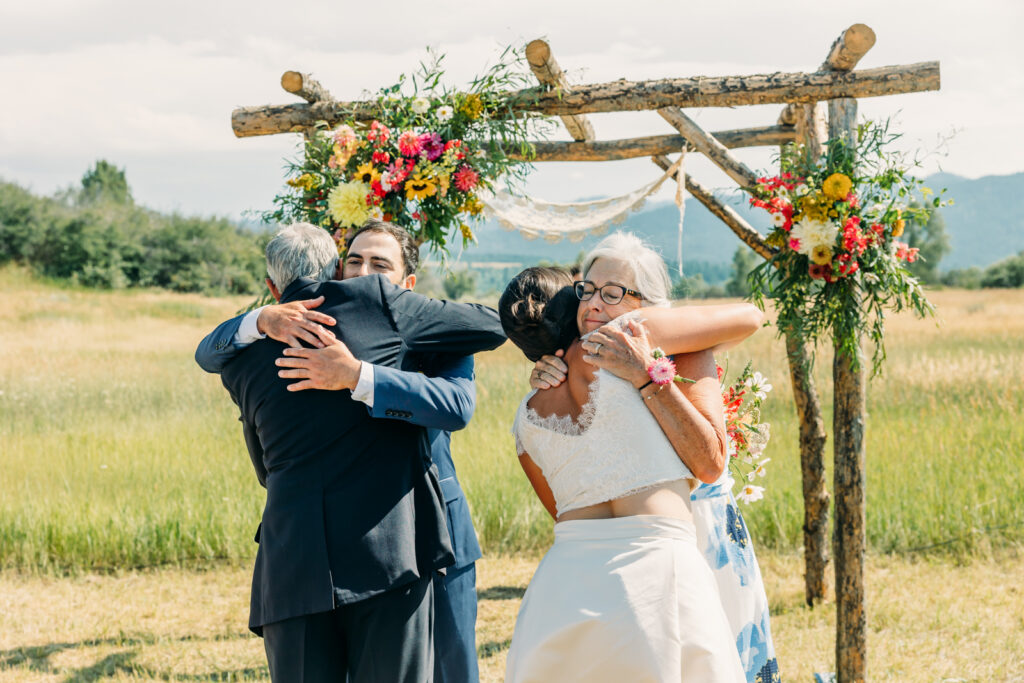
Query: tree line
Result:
<box><xmin>0</xmin><ymin>161</ymin><xmax>268</xmax><ymax>295</ymax></box>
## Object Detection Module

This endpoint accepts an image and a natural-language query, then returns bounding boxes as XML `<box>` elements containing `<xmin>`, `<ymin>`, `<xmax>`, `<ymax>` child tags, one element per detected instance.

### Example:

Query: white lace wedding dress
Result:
<box><xmin>505</xmin><ymin>369</ymin><xmax>745</xmax><ymax>683</ymax></box>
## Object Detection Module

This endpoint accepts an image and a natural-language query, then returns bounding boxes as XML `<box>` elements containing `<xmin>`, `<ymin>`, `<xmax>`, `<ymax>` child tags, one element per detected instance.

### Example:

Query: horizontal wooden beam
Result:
<box><xmin>657</xmin><ymin>108</ymin><xmax>760</xmax><ymax>187</ymax></box>
<box><xmin>281</xmin><ymin>71</ymin><xmax>334</xmax><ymax>104</ymax></box>
<box><xmin>231</xmin><ymin>60</ymin><xmax>940</xmax><ymax>138</ymax></box>
<box><xmin>507</xmin><ymin>125</ymin><xmax>796</xmax><ymax>162</ymax></box>
<box><xmin>526</xmin><ymin>39</ymin><xmax>595</xmax><ymax>142</ymax></box>
<box><xmin>652</xmin><ymin>154</ymin><xmax>775</xmax><ymax>261</ymax></box>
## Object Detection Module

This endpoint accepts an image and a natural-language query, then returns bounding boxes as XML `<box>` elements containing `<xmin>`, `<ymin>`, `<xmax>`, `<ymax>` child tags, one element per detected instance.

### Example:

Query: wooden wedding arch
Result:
<box><xmin>231</xmin><ymin>24</ymin><xmax>939</xmax><ymax>682</ymax></box>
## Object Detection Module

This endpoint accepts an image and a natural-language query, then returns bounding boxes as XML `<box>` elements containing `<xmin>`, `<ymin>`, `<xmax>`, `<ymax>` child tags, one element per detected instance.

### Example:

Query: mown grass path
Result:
<box><xmin>2</xmin><ymin>553</ymin><xmax>1022</xmax><ymax>681</ymax></box>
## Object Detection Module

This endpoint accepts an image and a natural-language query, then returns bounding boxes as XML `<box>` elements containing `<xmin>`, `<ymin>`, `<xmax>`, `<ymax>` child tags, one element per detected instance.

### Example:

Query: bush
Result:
<box><xmin>980</xmin><ymin>251</ymin><xmax>1024</xmax><ymax>288</ymax></box>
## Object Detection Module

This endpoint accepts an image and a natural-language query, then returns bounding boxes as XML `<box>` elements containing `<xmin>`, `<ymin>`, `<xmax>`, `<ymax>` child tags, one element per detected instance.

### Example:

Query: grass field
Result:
<box><xmin>2</xmin><ymin>266</ymin><xmax>1021</xmax><ymax>569</ymax></box>
<box><xmin>1</xmin><ymin>266</ymin><xmax>1023</xmax><ymax>679</ymax></box>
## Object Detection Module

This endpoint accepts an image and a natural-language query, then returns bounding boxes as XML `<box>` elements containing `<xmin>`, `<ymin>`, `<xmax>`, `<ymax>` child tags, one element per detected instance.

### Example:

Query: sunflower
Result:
<box><xmin>353</xmin><ymin>162</ymin><xmax>380</xmax><ymax>186</ymax></box>
<box><xmin>405</xmin><ymin>176</ymin><xmax>438</xmax><ymax>201</ymax></box>
<box><xmin>822</xmin><ymin>173</ymin><xmax>853</xmax><ymax>201</ymax></box>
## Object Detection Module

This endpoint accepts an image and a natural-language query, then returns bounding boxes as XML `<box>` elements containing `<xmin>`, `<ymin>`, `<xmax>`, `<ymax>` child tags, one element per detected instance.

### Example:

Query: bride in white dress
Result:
<box><xmin>498</xmin><ymin>235</ymin><xmax>762</xmax><ymax>682</ymax></box>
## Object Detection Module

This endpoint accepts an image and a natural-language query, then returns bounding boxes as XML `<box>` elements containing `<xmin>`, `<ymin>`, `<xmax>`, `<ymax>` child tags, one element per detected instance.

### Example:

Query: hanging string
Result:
<box><xmin>674</xmin><ymin>148</ymin><xmax>686</xmax><ymax>276</ymax></box>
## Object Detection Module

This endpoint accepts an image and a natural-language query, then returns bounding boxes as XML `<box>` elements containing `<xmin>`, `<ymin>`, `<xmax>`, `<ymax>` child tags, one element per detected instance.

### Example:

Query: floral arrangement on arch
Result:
<box><xmin>266</xmin><ymin>48</ymin><xmax>550</xmax><ymax>256</ymax></box>
<box><xmin>748</xmin><ymin>121</ymin><xmax>948</xmax><ymax>372</ymax></box>
<box><xmin>718</xmin><ymin>361</ymin><xmax>773</xmax><ymax>504</ymax></box>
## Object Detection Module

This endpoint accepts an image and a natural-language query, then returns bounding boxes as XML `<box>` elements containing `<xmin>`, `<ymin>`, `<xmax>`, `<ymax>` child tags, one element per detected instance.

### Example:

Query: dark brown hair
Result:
<box><xmin>499</xmin><ymin>266</ymin><xmax>578</xmax><ymax>362</ymax></box>
<box><xmin>345</xmin><ymin>218</ymin><xmax>420</xmax><ymax>277</ymax></box>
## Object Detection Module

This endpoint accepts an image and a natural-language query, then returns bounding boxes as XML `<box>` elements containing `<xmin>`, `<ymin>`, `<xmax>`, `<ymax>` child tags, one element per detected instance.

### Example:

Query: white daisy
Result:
<box><xmin>436</xmin><ymin>105</ymin><xmax>454</xmax><ymax>122</ymax></box>
<box><xmin>753</xmin><ymin>458</ymin><xmax>771</xmax><ymax>478</ymax></box>
<box><xmin>411</xmin><ymin>97</ymin><xmax>431</xmax><ymax>114</ymax></box>
<box><xmin>771</xmin><ymin>212</ymin><xmax>787</xmax><ymax>228</ymax></box>
<box><xmin>736</xmin><ymin>484</ymin><xmax>765</xmax><ymax>504</ymax></box>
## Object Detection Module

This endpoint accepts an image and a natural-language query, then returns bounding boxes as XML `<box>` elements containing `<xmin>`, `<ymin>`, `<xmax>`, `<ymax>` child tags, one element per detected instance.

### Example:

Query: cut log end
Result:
<box><xmin>525</xmin><ymin>39</ymin><xmax>552</xmax><ymax>68</ymax></box>
<box><xmin>281</xmin><ymin>71</ymin><xmax>304</xmax><ymax>94</ymax></box>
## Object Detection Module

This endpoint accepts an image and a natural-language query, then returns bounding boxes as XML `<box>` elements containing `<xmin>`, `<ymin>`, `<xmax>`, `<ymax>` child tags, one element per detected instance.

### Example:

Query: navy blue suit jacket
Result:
<box><xmin>372</xmin><ymin>355</ymin><xmax>483</xmax><ymax>569</ymax></box>
<box><xmin>207</xmin><ymin>275</ymin><xmax>504</xmax><ymax>631</ymax></box>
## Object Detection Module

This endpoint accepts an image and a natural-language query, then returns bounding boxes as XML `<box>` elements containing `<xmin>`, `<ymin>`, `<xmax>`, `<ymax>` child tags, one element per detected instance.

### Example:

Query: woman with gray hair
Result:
<box><xmin>500</xmin><ymin>233</ymin><xmax>778</xmax><ymax>682</ymax></box>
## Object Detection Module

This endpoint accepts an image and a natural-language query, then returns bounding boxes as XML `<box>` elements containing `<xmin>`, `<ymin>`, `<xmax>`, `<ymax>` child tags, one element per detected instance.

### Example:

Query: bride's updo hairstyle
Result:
<box><xmin>581</xmin><ymin>232</ymin><xmax>672</xmax><ymax>308</ymax></box>
<box><xmin>499</xmin><ymin>267</ymin><xmax>578</xmax><ymax>362</ymax></box>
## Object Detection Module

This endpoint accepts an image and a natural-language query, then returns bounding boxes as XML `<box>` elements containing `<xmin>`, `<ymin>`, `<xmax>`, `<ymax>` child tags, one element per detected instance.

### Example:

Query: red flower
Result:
<box><xmin>716</xmin><ymin>363</ymin><xmax>725</xmax><ymax>382</ymax></box>
<box><xmin>367</xmin><ymin>120</ymin><xmax>391</xmax><ymax>145</ymax></box>
<box><xmin>788</xmin><ymin>238</ymin><xmax>801</xmax><ymax>251</ymax></box>
<box><xmin>453</xmin><ymin>166</ymin><xmax>479</xmax><ymax>192</ymax></box>
<box><xmin>809</xmin><ymin>263</ymin><xmax>833</xmax><ymax>280</ymax></box>
<box><xmin>372</xmin><ymin>150</ymin><xmax>391</xmax><ymax>165</ymax></box>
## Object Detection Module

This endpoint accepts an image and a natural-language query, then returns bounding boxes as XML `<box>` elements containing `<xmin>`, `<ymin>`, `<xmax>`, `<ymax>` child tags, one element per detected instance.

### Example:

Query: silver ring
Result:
<box><xmin>593</xmin><ymin>342</ymin><xmax>602</xmax><ymax>356</ymax></box>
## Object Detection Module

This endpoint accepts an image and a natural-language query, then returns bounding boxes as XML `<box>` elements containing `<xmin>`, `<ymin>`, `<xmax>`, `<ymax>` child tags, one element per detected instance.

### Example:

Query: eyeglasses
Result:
<box><xmin>574</xmin><ymin>280</ymin><xmax>644</xmax><ymax>305</ymax></box>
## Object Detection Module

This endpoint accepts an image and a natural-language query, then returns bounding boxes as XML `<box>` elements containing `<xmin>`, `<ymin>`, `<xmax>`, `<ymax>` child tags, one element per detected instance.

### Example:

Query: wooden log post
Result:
<box><xmin>652</xmin><ymin>155</ymin><xmax>775</xmax><ymax>261</ymax></box>
<box><xmin>525</xmin><ymin>40</ymin><xmax>595</xmax><ymax>142</ymax></box>
<box><xmin>829</xmin><ymin>96</ymin><xmax>867</xmax><ymax>683</ymax></box>
<box><xmin>231</xmin><ymin>60</ymin><xmax>940</xmax><ymax>137</ymax></box>
<box><xmin>779</xmin><ymin>23</ymin><xmax>875</xmax><ymax>609</ymax></box>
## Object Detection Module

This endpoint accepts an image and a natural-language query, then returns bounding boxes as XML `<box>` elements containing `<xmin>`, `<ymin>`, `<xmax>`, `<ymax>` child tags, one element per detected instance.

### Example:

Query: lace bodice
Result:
<box><xmin>512</xmin><ymin>369</ymin><xmax>695</xmax><ymax>516</ymax></box>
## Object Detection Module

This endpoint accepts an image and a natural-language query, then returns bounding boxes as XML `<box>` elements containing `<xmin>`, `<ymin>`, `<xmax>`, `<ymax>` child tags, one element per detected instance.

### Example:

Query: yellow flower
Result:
<box><xmin>437</xmin><ymin>173</ymin><xmax>450</xmax><ymax>197</ymax></box>
<box><xmin>461</xmin><ymin>195</ymin><xmax>485</xmax><ymax>216</ymax></box>
<box><xmin>460</xmin><ymin>93</ymin><xmax>484</xmax><ymax>120</ymax></box>
<box><xmin>460</xmin><ymin>223</ymin><xmax>474</xmax><ymax>241</ymax></box>
<box><xmin>822</xmin><ymin>173</ymin><xmax>853</xmax><ymax>201</ymax></box>
<box><xmin>326</xmin><ymin>181</ymin><xmax>371</xmax><ymax>227</ymax></box>
<box><xmin>810</xmin><ymin>244</ymin><xmax>833</xmax><ymax>265</ymax></box>
<box><xmin>796</xmin><ymin>192</ymin><xmax>830</xmax><ymax>222</ymax></box>
<box><xmin>405</xmin><ymin>176</ymin><xmax>438</xmax><ymax>201</ymax></box>
<box><xmin>765</xmin><ymin>231</ymin><xmax>787</xmax><ymax>249</ymax></box>
<box><xmin>892</xmin><ymin>219</ymin><xmax>906</xmax><ymax>237</ymax></box>
<box><xmin>287</xmin><ymin>173</ymin><xmax>319</xmax><ymax>191</ymax></box>
<box><xmin>353</xmin><ymin>163</ymin><xmax>380</xmax><ymax>186</ymax></box>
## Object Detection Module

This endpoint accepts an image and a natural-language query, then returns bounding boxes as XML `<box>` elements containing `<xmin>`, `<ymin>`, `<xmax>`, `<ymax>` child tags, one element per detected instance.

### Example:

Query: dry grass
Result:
<box><xmin>2</xmin><ymin>552</ymin><xmax>1022</xmax><ymax>682</ymax></box>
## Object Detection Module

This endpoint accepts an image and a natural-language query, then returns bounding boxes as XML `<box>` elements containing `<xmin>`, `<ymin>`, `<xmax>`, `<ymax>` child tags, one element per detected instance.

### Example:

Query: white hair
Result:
<box><xmin>265</xmin><ymin>222</ymin><xmax>339</xmax><ymax>292</ymax></box>
<box><xmin>582</xmin><ymin>232</ymin><xmax>672</xmax><ymax>307</ymax></box>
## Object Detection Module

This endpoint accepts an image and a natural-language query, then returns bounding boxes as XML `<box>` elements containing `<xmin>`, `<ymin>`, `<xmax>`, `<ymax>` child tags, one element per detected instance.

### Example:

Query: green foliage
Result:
<box><xmin>902</xmin><ymin>201</ymin><xmax>951</xmax><ymax>283</ymax></box>
<box><xmin>725</xmin><ymin>245</ymin><xmax>759</xmax><ymax>297</ymax></box>
<box><xmin>0</xmin><ymin>171</ymin><xmax>267</xmax><ymax>295</ymax></box>
<box><xmin>442</xmin><ymin>268</ymin><xmax>477</xmax><ymax>300</ymax></box>
<box><xmin>80</xmin><ymin>159</ymin><xmax>132</xmax><ymax>205</ymax></box>
<box><xmin>979</xmin><ymin>250</ymin><xmax>1024</xmax><ymax>288</ymax></box>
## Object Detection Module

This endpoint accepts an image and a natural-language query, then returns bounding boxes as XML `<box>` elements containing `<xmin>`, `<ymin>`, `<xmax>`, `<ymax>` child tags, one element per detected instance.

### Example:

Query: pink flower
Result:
<box><xmin>419</xmin><ymin>132</ymin><xmax>444</xmax><ymax>161</ymax></box>
<box><xmin>647</xmin><ymin>357</ymin><xmax>677</xmax><ymax>385</ymax></box>
<box><xmin>788</xmin><ymin>238</ymin><xmax>801</xmax><ymax>251</ymax></box>
<box><xmin>453</xmin><ymin>166</ymin><xmax>479</xmax><ymax>192</ymax></box>
<box><xmin>398</xmin><ymin>131</ymin><xmax>422</xmax><ymax>157</ymax></box>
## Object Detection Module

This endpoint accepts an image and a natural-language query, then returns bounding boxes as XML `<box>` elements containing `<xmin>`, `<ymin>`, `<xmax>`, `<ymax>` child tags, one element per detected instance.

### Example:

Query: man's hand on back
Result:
<box><xmin>275</xmin><ymin>326</ymin><xmax>361</xmax><ymax>392</ymax></box>
<box><xmin>258</xmin><ymin>296</ymin><xmax>337</xmax><ymax>348</ymax></box>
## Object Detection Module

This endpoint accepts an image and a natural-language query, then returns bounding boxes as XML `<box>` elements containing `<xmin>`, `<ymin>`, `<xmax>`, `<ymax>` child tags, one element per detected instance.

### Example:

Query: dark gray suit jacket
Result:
<box><xmin>216</xmin><ymin>275</ymin><xmax>505</xmax><ymax>632</ymax></box>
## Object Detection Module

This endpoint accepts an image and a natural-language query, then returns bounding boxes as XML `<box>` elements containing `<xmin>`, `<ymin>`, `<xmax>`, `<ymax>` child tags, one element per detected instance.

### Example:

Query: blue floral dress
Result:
<box><xmin>691</xmin><ymin>473</ymin><xmax>781</xmax><ymax>683</ymax></box>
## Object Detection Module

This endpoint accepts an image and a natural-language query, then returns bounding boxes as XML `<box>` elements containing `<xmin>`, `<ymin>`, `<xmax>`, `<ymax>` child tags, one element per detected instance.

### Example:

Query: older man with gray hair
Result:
<box><xmin>212</xmin><ymin>222</ymin><xmax>505</xmax><ymax>683</ymax></box>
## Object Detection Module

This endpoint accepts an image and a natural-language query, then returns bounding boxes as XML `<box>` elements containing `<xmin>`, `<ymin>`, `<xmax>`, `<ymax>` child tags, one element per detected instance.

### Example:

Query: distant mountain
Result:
<box><xmin>461</xmin><ymin>172</ymin><xmax>1024</xmax><ymax>273</ymax></box>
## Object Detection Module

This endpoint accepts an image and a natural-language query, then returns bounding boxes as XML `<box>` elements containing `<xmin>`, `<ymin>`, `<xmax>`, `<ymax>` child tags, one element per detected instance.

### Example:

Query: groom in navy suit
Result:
<box><xmin>197</xmin><ymin>220</ymin><xmax>485</xmax><ymax>683</ymax></box>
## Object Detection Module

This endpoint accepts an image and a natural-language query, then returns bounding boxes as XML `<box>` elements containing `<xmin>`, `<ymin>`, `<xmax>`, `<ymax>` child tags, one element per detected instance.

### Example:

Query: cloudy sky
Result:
<box><xmin>2</xmin><ymin>0</ymin><xmax>1021</xmax><ymax>220</ymax></box>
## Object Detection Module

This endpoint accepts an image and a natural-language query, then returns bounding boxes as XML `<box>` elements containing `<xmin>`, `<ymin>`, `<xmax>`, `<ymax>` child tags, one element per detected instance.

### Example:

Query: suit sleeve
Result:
<box><xmin>370</xmin><ymin>355</ymin><xmax>476</xmax><ymax>432</ymax></box>
<box><xmin>194</xmin><ymin>314</ymin><xmax>247</xmax><ymax>374</ymax></box>
<box><xmin>381</xmin><ymin>279</ymin><xmax>506</xmax><ymax>355</ymax></box>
